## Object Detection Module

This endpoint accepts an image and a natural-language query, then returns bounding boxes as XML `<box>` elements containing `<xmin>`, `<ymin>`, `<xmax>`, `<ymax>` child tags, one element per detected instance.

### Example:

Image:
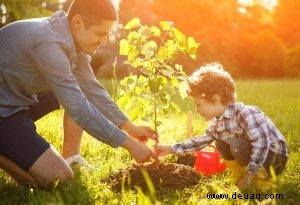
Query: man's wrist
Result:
<box><xmin>119</xmin><ymin>121</ymin><xmax>135</xmax><ymax>135</ymax></box>
<box><xmin>120</xmin><ymin>135</ymin><xmax>135</xmax><ymax>151</ymax></box>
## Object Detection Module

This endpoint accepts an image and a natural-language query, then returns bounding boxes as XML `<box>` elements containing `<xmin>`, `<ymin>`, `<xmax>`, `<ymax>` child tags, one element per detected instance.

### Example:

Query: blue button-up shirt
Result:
<box><xmin>0</xmin><ymin>11</ymin><xmax>128</xmax><ymax>147</ymax></box>
<box><xmin>172</xmin><ymin>102</ymin><xmax>288</xmax><ymax>174</ymax></box>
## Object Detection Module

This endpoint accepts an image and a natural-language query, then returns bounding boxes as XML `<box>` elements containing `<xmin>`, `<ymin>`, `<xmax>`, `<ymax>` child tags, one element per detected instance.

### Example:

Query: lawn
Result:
<box><xmin>0</xmin><ymin>79</ymin><xmax>299</xmax><ymax>205</ymax></box>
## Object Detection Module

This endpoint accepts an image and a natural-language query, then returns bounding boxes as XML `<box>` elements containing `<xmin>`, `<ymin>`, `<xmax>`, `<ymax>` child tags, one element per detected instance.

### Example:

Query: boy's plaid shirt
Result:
<box><xmin>172</xmin><ymin>102</ymin><xmax>288</xmax><ymax>174</ymax></box>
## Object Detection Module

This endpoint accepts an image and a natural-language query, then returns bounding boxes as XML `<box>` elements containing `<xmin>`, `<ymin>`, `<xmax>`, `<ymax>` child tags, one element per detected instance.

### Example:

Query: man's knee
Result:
<box><xmin>29</xmin><ymin>147</ymin><xmax>74</xmax><ymax>188</ymax></box>
<box><xmin>33</xmin><ymin>164</ymin><xmax>74</xmax><ymax>189</ymax></box>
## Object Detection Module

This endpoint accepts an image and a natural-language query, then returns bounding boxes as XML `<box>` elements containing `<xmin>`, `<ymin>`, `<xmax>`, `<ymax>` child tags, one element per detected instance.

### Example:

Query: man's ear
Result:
<box><xmin>70</xmin><ymin>14</ymin><xmax>84</xmax><ymax>30</ymax></box>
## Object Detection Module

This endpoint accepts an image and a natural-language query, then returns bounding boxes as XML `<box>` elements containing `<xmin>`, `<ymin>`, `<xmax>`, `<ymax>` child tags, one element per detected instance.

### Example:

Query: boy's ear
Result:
<box><xmin>212</xmin><ymin>94</ymin><xmax>222</xmax><ymax>104</ymax></box>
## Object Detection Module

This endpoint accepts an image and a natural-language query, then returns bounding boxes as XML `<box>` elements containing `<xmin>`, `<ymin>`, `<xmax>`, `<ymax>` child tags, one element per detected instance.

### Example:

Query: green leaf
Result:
<box><xmin>149</xmin><ymin>78</ymin><xmax>160</xmax><ymax>93</ymax></box>
<box><xmin>187</xmin><ymin>46</ymin><xmax>198</xmax><ymax>60</ymax></box>
<box><xmin>177</xmin><ymin>75</ymin><xmax>187</xmax><ymax>81</ymax></box>
<box><xmin>159</xmin><ymin>21</ymin><xmax>173</xmax><ymax>30</ymax></box>
<box><xmin>127</xmin><ymin>31</ymin><xmax>140</xmax><ymax>41</ymax></box>
<box><xmin>173</xmin><ymin>28</ymin><xmax>187</xmax><ymax>49</ymax></box>
<box><xmin>175</xmin><ymin>64</ymin><xmax>183</xmax><ymax>71</ymax></box>
<box><xmin>131</xmin><ymin>58</ymin><xmax>143</xmax><ymax>68</ymax></box>
<box><xmin>141</xmin><ymin>41</ymin><xmax>157</xmax><ymax>57</ymax></box>
<box><xmin>161</xmin><ymin>69</ymin><xmax>175</xmax><ymax>77</ymax></box>
<box><xmin>187</xmin><ymin>36</ymin><xmax>200</xmax><ymax>48</ymax></box>
<box><xmin>129</xmin><ymin>108</ymin><xmax>142</xmax><ymax>121</ymax></box>
<box><xmin>128</xmin><ymin>46</ymin><xmax>139</xmax><ymax>62</ymax></box>
<box><xmin>124</xmin><ymin>17</ymin><xmax>141</xmax><ymax>30</ymax></box>
<box><xmin>150</xmin><ymin>26</ymin><xmax>161</xmax><ymax>36</ymax></box>
<box><xmin>158</xmin><ymin>46</ymin><xmax>168</xmax><ymax>60</ymax></box>
<box><xmin>187</xmin><ymin>37</ymin><xmax>201</xmax><ymax>59</ymax></box>
<box><xmin>119</xmin><ymin>39</ymin><xmax>129</xmax><ymax>56</ymax></box>
<box><xmin>140</xmin><ymin>68</ymin><xmax>150</xmax><ymax>76</ymax></box>
<box><xmin>138</xmin><ymin>26</ymin><xmax>152</xmax><ymax>38</ymax></box>
<box><xmin>178</xmin><ymin>81</ymin><xmax>188</xmax><ymax>99</ymax></box>
<box><xmin>117</xmin><ymin>94</ymin><xmax>130</xmax><ymax>108</ymax></box>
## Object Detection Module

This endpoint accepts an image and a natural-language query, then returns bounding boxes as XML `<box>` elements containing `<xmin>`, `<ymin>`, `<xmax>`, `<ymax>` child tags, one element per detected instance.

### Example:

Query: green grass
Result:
<box><xmin>0</xmin><ymin>79</ymin><xmax>299</xmax><ymax>204</ymax></box>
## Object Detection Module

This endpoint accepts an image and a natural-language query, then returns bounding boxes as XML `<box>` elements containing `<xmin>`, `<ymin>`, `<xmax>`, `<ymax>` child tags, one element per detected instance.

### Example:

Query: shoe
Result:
<box><xmin>225</xmin><ymin>160</ymin><xmax>246</xmax><ymax>182</ymax></box>
<box><xmin>65</xmin><ymin>154</ymin><xmax>89</xmax><ymax>166</ymax></box>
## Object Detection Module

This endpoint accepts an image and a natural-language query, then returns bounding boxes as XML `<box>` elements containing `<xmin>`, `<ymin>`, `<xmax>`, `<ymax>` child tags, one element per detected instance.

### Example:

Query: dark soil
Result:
<box><xmin>176</xmin><ymin>154</ymin><xmax>196</xmax><ymax>167</ymax></box>
<box><xmin>106</xmin><ymin>162</ymin><xmax>200</xmax><ymax>192</ymax></box>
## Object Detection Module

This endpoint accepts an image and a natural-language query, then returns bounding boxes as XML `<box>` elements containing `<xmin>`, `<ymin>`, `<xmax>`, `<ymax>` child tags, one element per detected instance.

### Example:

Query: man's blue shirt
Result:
<box><xmin>0</xmin><ymin>11</ymin><xmax>128</xmax><ymax>147</ymax></box>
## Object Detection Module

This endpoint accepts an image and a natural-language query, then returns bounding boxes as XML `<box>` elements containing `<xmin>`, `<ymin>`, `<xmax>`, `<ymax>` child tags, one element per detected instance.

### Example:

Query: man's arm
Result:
<box><xmin>72</xmin><ymin>54</ymin><xmax>128</xmax><ymax>127</ymax></box>
<box><xmin>29</xmin><ymin>41</ymin><xmax>126</xmax><ymax>148</ymax></box>
<box><xmin>72</xmin><ymin>55</ymin><xmax>157</xmax><ymax>142</ymax></box>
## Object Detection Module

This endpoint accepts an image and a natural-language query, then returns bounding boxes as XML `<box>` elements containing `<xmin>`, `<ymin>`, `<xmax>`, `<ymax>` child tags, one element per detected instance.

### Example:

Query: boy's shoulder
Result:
<box><xmin>235</xmin><ymin>102</ymin><xmax>261</xmax><ymax>112</ymax></box>
<box><xmin>226</xmin><ymin>102</ymin><xmax>264</xmax><ymax>118</ymax></box>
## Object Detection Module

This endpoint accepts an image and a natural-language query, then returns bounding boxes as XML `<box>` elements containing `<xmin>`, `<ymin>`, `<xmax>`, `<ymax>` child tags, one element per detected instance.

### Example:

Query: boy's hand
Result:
<box><xmin>121</xmin><ymin>136</ymin><xmax>159</xmax><ymax>163</ymax></box>
<box><xmin>237</xmin><ymin>172</ymin><xmax>255</xmax><ymax>190</ymax></box>
<box><xmin>120</xmin><ymin>121</ymin><xmax>159</xmax><ymax>144</ymax></box>
<box><xmin>154</xmin><ymin>144</ymin><xmax>173</xmax><ymax>156</ymax></box>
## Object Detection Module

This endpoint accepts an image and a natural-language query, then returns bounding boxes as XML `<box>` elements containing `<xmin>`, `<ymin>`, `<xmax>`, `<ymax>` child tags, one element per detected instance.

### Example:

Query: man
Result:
<box><xmin>0</xmin><ymin>0</ymin><xmax>158</xmax><ymax>189</ymax></box>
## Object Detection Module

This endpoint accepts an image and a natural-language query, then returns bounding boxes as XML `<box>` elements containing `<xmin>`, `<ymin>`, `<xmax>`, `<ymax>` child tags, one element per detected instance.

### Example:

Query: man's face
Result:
<box><xmin>73</xmin><ymin>19</ymin><xmax>114</xmax><ymax>55</ymax></box>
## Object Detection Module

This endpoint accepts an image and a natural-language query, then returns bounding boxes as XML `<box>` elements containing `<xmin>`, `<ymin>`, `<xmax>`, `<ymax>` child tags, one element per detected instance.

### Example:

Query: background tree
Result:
<box><xmin>0</xmin><ymin>0</ymin><xmax>58</xmax><ymax>27</ymax></box>
<box><xmin>1</xmin><ymin>0</ymin><xmax>299</xmax><ymax>78</ymax></box>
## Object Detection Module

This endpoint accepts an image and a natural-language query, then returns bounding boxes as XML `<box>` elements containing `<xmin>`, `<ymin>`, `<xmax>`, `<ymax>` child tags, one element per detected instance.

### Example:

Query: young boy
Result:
<box><xmin>0</xmin><ymin>0</ymin><xmax>157</xmax><ymax>189</ymax></box>
<box><xmin>155</xmin><ymin>63</ymin><xmax>288</xmax><ymax>190</ymax></box>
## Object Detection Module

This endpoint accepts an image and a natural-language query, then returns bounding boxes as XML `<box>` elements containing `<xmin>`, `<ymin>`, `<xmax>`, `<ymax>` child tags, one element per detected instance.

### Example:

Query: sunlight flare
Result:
<box><xmin>238</xmin><ymin>0</ymin><xmax>278</xmax><ymax>10</ymax></box>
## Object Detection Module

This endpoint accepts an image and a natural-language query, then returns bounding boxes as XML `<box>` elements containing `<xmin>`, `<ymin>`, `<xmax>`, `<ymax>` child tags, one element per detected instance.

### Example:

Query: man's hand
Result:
<box><xmin>121</xmin><ymin>136</ymin><xmax>159</xmax><ymax>163</ymax></box>
<box><xmin>237</xmin><ymin>172</ymin><xmax>255</xmax><ymax>190</ymax></box>
<box><xmin>153</xmin><ymin>144</ymin><xmax>173</xmax><ymax>157</ymax></box>
<box><xmin>119</xmin><ymin>121</ymin><xmax>159</xmax><ymax>144</ymax></box>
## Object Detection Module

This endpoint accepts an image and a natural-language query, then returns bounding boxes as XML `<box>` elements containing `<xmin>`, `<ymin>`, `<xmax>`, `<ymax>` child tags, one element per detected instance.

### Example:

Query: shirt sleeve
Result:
<box><xmin>29</xmin><ymin>41</ymin><xmax>127</xmax><ymax>147</ymax></box>
<box><xmin>71</xmin><ymin>54</ymin><xmax>129</xmax><ymax>127</ymax></box>
<box><xmin>171</xmin><ymin>128</ymin><xmax>215</xmax><ymax>155</ymax></box>
<box><xmin>238</xmin><ymin>109</ymin><xmax>271</xmax><ymax>174</ymax></box>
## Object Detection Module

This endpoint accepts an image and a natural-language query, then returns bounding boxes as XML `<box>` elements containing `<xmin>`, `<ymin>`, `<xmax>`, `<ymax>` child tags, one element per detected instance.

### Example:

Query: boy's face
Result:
<box><xmin>72</xmin><ymin>17</ymin><xmax>114</xmax><ymax>55</ymax></box>
<box><xmin>192</xmin><ymin>95</ymin><xmax>226</xmax><ymax>121</ymax></box>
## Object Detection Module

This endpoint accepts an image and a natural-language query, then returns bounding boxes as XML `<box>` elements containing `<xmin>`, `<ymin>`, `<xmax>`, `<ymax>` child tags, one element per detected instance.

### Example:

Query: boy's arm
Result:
<box><xmin>171</xmin><ymin>129</ymin><xmax>215</xmax><ymax>155</ymax></box>
<box><xmin>238</xmin><ymin>110</ymin><xmax>271</xmax><ymax>175</ymax></box>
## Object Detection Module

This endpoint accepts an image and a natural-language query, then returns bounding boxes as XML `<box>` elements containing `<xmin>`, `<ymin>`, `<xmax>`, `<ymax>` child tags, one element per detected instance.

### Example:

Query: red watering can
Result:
<box><xmin>194</xmin><ymin>144</ymin><xmax>227</xmax><ymax>176</ymax></box>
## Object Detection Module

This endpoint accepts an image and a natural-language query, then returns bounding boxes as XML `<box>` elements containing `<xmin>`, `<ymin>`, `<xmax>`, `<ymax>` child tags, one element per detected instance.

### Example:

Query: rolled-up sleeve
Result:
<box><xmin>29</xmin><ymin>41</ymin><xmax>127</xmax><ymax>147</ymax></box>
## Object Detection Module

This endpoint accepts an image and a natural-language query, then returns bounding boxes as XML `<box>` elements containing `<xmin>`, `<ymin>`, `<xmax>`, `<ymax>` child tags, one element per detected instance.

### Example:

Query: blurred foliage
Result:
<box><xmin>119</xmin><ymin>0</ymin><xmax>300</xmax><ymax>78</ymax></box>
<box><xmin>1</xmin><ymin>0</ymin><xmax>55</xmax><ymax>27</ymax></box>
<box><xmin>1</xmin><ymin>0</ymin><xmax>300</xmax><ymax>78</ymax></box>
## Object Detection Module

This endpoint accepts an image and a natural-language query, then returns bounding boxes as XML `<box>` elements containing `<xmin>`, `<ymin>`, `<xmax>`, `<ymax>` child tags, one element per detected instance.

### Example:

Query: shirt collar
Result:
<box><xmin>48</xmin><ymin>11</ymin><xmax>76</xmax><ymax>54</ymax></box>
<box><xmin>217</xmin><ymin>102</ymin><xmax>242</xmax><ymax>120</ymax></box>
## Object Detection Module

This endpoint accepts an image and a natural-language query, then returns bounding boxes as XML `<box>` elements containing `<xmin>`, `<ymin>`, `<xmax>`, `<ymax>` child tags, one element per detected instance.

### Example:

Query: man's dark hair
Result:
<box><xmin>68</xmin><ymin>0</ymin><xmax>118</xmax><ymax>27</ymax></box>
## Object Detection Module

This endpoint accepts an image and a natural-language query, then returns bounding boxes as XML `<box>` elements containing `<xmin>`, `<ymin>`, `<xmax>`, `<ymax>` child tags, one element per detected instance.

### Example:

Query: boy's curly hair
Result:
<box><xmin>187</xmin><ymin>63</ymin><xmax>236</xmax><ymax>105</ymax></box>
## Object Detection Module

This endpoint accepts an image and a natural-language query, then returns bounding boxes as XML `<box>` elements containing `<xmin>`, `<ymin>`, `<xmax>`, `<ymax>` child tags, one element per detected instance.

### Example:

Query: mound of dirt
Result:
<box><xmin>106</xmin><ymin>162</ymin><xmax>200</xmax><ymax>192</ymax></box>
<box><xmin>176</xmin><ymin>154</ymin><xmax>196</xmax><ymax>167</ymax></box>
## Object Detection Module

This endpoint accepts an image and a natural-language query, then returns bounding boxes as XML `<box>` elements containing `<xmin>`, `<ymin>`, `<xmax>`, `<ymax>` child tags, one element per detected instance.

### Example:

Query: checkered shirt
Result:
<box><xmin>172</xmin><ymin>102</ymin><xmax>288</xmax><ymax>174</ymax></box>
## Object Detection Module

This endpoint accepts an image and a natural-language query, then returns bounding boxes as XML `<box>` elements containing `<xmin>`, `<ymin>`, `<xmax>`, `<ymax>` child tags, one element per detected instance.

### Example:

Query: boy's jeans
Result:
<box><xmin>216</xmin><ymin>138</ymin><xmax>288</xmax><ymax>175</ymax></box>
